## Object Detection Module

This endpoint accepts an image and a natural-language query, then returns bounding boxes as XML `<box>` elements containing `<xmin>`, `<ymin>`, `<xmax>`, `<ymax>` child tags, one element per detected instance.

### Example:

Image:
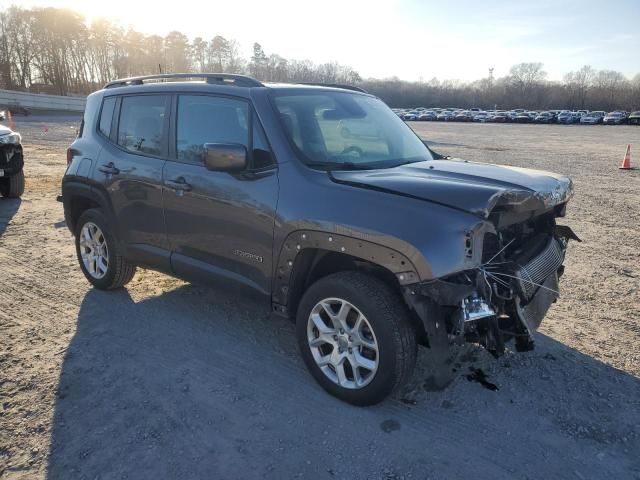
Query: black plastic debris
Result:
<box><xmin>465</xmin><ymin>367</ymin><xmax>498</xmax><ymax>391</ymax></box>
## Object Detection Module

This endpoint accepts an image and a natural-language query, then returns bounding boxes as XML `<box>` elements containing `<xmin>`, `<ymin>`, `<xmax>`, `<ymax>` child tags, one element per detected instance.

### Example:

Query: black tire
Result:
<box><xmin>0</xmin><ymin>170</ymin><xmax>25</xmax><ymax>198</ymax></box>
<box><xmin>75</xmin><ymin>208</ymin><xmax>136</xmax><ymax>290</ymax></box>
<box><xmin>296</xmin><ymin>271</ymin><xmax>417</xmax><ymax>406</ymax></box>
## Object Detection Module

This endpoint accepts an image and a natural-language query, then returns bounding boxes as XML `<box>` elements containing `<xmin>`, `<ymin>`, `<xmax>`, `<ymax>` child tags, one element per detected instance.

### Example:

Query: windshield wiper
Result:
<box><xmin>305</xmin><ymin>161</ymin><xmax>377</xmax><ymax>171</ymax></box>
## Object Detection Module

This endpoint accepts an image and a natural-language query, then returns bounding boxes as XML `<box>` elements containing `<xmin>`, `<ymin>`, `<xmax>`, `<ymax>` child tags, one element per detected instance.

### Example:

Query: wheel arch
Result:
<box><xmin>62</xmin><ymin>181</ymin><xmax>115</xmax><ymax>235</ymax></box>
<box><xmin>273</xmin><ymin>230</ymin><xmax>428</xmax><ymax>338</ymax></box>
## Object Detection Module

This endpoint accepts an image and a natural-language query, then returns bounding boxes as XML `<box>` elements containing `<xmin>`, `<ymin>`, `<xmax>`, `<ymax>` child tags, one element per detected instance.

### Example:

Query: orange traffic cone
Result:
<box><xmin>619</xmin><ymin>145</ymin><xmax>632</xmax><ymax>170</ymax></box>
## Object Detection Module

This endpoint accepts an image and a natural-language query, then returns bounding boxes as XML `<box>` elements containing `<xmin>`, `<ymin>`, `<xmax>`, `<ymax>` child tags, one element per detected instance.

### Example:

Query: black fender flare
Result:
<box><xmin>61</xmin><ymin>180</ymin><xmax>116</xmax><ymax>234</ymax></box>
<box><xmin>272</xmin><ymin>229</ymin><xmax>426</xmax><ymax>306</ymax></box>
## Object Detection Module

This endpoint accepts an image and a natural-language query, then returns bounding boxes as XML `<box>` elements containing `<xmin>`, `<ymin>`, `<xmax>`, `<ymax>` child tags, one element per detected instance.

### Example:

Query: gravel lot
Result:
<box><xmin>1</xmin><ymin>117</ymin><xmax>639</xmax><ymax>480</ymax></box>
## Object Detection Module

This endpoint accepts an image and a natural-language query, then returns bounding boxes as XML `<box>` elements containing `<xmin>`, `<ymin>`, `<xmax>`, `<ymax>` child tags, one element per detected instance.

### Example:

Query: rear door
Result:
<box><xmin>162</xmin><ymin>94</ymin><xmax>279</xmax><ymax>295</ymax></box>
<box><xmin>95</xmin><ymin>94</ymin><xmax>171</xmax><ymax>268</ymax></box>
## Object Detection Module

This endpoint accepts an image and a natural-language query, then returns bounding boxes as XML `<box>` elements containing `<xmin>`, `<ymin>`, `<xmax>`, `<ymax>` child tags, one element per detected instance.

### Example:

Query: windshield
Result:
<box><xmin>271</xmin><ymin>91</ymin><xmax>433</xmax><ymax>169</ymax></box>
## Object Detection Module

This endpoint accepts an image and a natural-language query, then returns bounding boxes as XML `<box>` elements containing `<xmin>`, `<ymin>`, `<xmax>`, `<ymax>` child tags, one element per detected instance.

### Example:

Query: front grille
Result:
<box><xmin>514</xmin><ymin>237</ymin><xmax>564</xmax><ymax>300</ymax></box>
<box><xmin>0</xmin><ymin>145</ymin><xmax>22</xmax><ymax>170</ymax></box>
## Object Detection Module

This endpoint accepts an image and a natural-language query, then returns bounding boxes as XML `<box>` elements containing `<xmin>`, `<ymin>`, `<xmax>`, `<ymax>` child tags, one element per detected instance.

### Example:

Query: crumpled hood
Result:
<box><xmin>330</xmin><ymin>159</ymin><xmax>573</xmax><ymax>218</ymax></box>
<box><xmin>0</xmin><ymin>124</ymin><xmax>13</xmax><ymax>136</ymax></box>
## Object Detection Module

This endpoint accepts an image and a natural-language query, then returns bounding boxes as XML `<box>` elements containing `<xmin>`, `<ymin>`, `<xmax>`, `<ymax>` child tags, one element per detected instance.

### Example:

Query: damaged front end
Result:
<box><xmin>0</xmin><ymin>130</ymin><xmax>24</xmax><ymax>177</ymax></box>
<box><xmin>405</xmin><ymin>200</ymin><xmax>580</xmax><ymax>358</ymax></box>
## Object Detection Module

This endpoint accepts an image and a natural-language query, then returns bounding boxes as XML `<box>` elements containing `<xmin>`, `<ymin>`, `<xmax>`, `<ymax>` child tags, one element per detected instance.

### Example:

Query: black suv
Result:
<box><xmin>0</xmin><ymin>123</ymin><xmax>25</xmax><ymax>198</ymax></box>
<box><xmin>62</xmin><ymin>74</ymin><xmax>578</xmax><ymax>405</ymax></box>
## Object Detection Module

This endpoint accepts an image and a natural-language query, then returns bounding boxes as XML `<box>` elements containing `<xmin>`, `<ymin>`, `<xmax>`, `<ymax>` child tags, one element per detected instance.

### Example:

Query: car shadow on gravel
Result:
<box><xmin>0</xmin><ymin>197</ymin><xmax>21</xmax><ymax>237</ymax></box>
<box><xmin>46</xmin><ymin>284</ymin><xmax>640</xmax><ymax>480</ymax></box>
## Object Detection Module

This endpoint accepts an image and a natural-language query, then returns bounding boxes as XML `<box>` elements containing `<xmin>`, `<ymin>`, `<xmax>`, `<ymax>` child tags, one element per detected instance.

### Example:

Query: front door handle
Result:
<box><xmin>165</xmin><ymin>177</ymin><xmax>192</xmax><ymax>192</ymax></box>
<box><xmin>98</xmin><ymin>162</ymin><xmax>120</xmax><ymax>175</ymax></box>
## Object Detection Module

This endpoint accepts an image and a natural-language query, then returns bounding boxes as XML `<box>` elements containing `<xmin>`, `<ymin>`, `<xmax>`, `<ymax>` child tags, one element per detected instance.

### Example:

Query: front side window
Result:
<box><xmin>177</xmin><ymin>95</ymin><xmax>249</xmax><ymax>163</ymax></box>
<box><xmin>271</xmin><ymin>91</ymin><xmax>432</xmax><ymax>170</ymax></box>
<box><xmin>117</xmin><ymin>95</ymin><xmax>168</xmax><ymax>156</ymax></box>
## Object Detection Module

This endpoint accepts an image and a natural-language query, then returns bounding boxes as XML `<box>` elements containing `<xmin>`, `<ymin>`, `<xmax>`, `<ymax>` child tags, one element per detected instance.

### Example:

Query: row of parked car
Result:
<box><xmin>393</xmin><ymin>107</ymin><xmax>640</xmax><ymax>125</ymax></box>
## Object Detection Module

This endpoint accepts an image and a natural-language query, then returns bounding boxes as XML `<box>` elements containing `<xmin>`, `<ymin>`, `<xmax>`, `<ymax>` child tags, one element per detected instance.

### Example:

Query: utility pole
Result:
<box><xmin>486</xmin><ymin>68</ymin><xmax>495</xmax><ymax>110</ymax></box>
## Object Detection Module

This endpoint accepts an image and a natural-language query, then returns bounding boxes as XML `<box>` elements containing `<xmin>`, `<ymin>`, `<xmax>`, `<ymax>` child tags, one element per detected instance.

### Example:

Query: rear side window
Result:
<box><xmin>117</xmin><ymin>95</ymin><xmax>169</xmax><ymax>156</ymax></box>
<box><xmin>176</xmin><ymin>95</ymin><xmax>248</xmax><ymax>163</ymax></box>
<box><xmin>98</xmin><ymin>96</ymin><xmax>116</xmax><ymax>137</ymax></box>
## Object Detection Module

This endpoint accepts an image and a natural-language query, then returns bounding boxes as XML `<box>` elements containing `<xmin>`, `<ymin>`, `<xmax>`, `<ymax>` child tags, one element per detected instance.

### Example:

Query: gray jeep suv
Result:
<box><xmin>62</xmin><ymin>74</ymin><xmax>578</xmax><ymax>405</ymax></box>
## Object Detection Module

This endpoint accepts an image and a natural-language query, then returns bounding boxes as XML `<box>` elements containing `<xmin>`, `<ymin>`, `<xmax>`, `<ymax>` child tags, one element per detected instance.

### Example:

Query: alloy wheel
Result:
<box><xmin>79</xmin><ymin>222</ymin><xmax>109</xmax><ymax>279</ymax></box>
<box><xmin>307</xmin><ymin>298</ymin><xmax>379</xmax><ymax>389</ymax></box>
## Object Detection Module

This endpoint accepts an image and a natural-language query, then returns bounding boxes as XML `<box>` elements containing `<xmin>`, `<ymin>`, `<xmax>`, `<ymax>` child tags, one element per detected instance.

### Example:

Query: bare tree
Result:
<box><xmin>564</xmin><ymin>65</ymin><xmax>596</xmax><ymax>109</ymax></box>
<box><xmin>592</xmin><ymin>70</ymin><xmax>628</xmax><ymax>110</ymax></box>
<box><xmin>191</xmin><ymin>37</ymin><xmax>206</xmax><ymax>73</ymax></box>
<box><xmin>507</xmin><ymin>62</ymin><xmax>547</xmax><ymax>108</ymax></box>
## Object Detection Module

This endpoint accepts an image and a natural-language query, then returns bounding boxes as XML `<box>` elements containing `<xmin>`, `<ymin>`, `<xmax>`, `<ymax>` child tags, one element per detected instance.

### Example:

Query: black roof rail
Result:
<box><xmin>104</xmin><ymin>73</ymin><xmax>264</xmax><ymax>89</ymax></box>
<box><xmin>299</xmin><ymin>83</ymin><xmax>368</xmax><ymax>93</ymax></box>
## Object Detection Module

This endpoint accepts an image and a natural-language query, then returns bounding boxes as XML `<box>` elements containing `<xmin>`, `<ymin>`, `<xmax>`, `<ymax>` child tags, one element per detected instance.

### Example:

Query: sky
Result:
<box><xmin>5</xmin><ymin>0</ymin><xmax>640</xmax><ymax>82</ymax></box>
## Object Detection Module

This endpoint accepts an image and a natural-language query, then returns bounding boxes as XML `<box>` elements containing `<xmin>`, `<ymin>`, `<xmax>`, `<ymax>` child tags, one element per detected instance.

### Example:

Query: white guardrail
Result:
<box><xmin>0</xmin><ymin>89</ymin><xmax>86</xmax><ymax>113</ymax></box>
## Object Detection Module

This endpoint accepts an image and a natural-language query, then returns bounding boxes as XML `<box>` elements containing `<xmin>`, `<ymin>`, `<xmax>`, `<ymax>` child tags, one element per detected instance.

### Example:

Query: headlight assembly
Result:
<box><xmin>0</xmin><ymin>132</ymin><xmax>21</xmax><ymax>145</ymax></box>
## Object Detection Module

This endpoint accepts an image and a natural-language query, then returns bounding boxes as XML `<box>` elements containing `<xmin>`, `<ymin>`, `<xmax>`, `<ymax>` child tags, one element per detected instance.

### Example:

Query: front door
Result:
<box><xmin>162</xmin><ymin>94</ymin><xmax>279</xmax><ymax>295</ymax></box>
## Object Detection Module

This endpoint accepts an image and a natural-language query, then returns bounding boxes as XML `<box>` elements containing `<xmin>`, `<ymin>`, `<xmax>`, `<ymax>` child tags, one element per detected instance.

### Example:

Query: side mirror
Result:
<box><xmin>204</xmin><ymin>143</ymin><xmax>247</xmax><ymax>172</ymax></box>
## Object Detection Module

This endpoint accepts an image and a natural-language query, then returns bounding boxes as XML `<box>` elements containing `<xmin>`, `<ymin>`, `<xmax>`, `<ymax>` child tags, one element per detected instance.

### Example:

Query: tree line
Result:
<box><xmin>365</xmin><ymin>64</ymin><xmax>640</xmax><ymax>111</ymax></box>
<box><xmin>0</xmin><ymin>6</ymin><xmax>360</xmax><ymax>95</ymax></box>
<box><xmin>0</xmin><ymin>5</ymin><xmax>638</xmax><ymax>111</ymax></box>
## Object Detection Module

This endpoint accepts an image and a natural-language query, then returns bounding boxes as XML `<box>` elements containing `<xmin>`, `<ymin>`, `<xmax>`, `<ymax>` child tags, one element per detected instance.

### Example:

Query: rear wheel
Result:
<box><xmin>0</xmin><ymin>170</ymin><xmax>25</xmax><ymax>198</ymax></box>
<box><xmin>296</xmin><ymin>271</ymin><xmax>417</xmax><ymax>405</ymax></box>
<box><xmin>75</xmin><ymin>208</ymin><xmax>136</xmax><ymax>290</ymax></box>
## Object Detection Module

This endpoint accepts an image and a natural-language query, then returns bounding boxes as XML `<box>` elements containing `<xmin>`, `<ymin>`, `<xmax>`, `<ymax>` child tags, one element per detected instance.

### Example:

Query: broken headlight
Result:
<box><xmin>462</xmin><ymin>293</ymin><xmax>496</xmax><ymax>322</ymax></box>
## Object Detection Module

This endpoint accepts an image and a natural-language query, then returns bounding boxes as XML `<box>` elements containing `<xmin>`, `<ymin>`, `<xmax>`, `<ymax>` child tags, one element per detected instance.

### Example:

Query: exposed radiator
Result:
<box><xmin>513</xmin><ymin>237</ymin><xmax>565</xmax><ymax>301</ymax></box>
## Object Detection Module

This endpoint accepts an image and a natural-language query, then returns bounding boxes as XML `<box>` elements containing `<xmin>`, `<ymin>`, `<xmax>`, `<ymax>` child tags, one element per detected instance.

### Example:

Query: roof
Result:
<box><xmin>103</xmin><ymin>73</ymin><xmax>367</xmax><ymax>95</ymax></box>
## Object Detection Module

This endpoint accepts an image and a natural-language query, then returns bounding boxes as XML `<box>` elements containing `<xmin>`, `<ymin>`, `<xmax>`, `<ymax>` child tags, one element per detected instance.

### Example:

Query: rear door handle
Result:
<box><xmin>165</xmin><ymin>177</ymin><xmax>192</xmax><ymax>192</ymax></box>
<box><xmin>98</xmin><ymin>162</ymin><xmax>120</xmax><ymax>175</ymax></box>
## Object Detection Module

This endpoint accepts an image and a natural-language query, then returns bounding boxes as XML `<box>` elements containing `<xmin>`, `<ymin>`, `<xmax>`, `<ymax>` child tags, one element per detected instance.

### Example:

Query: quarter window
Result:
<box><xmin>177</xmin><ymin>95</ymin><xmax>249</xmax><ymax>163</ymax></box>
<box><xmin>252</xmin><ymin>113</ymin><xmax>274</xmax><ymax>169</ymax></box>
<box><xmin>98</xmin><ymin>96</ymin><xmax>116</xmax><ymax>137</ymax></box>
<box><xmin>117</xmin><ymin>95</ymin><xmax>169</xmax><ymax>156</ymax></box>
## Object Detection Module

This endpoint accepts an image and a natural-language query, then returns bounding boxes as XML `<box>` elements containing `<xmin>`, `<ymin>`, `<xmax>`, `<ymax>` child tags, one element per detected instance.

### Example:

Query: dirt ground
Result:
<box><xmin>1</xmin><ymin>117</ymin><xmax>639</xmax><ymax>480</ymax></box>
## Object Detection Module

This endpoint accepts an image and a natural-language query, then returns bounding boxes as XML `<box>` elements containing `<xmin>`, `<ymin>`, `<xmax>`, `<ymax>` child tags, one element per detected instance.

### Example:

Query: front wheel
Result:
<box><xmin>0</xmin><ymin>170</ymin><xmax>25</xmax><ymax>198</ymax></box>
<box><xmin>296</xmin><ymin>271</ymin><xmax>417</xmax><ymax>405</ymax></box>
